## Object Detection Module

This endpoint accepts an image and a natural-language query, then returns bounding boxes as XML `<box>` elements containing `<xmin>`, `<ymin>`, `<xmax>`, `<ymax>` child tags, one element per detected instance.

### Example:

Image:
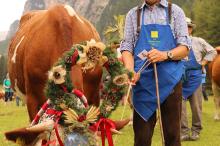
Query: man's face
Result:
<box><xmin>188</xmin><ymin>26</ymin><xmax>193</xmax><ymax>35</ymax></box>
<box><xmin>145</xmin><ymin>0</ymin><xmax>159</xmax><ymax>6</ymax></box>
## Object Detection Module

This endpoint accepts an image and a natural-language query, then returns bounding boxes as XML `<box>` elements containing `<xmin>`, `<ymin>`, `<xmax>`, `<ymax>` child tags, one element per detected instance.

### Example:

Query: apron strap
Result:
<box><xmin>136</xmin><ymin>5</ymin><xmax>142</xmax><ymax>35</ymax></box>
<box><xmin>168</xmin><ymin>1</ymin><xmax>172</xmax><ymax>24</ymax></box>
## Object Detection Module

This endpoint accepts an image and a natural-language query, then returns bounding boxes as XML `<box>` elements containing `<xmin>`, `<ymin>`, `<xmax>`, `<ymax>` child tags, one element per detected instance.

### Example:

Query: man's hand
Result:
<box><xmin>201</xmin><ymin>59</ymin><xmax>208</xmax><ymax>66</ymax></box>
<box><xmin>146</xmin><ymin>48</ymin><xmax>168</xmax><ymax>63</ymax></box>
<box><xmin>201</xmin><ymin>59</ymin><xmax>208</xmax><ymax>74</ymax></box>
<box><xmin>130</xmin><ymin>72</ymin><xmax>140</xmax><ymax>85</ymax></box>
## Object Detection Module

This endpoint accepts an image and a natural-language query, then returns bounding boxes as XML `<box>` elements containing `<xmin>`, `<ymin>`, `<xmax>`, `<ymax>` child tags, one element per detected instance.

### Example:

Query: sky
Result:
<box><xmin>0</xmin><ymin>0</ymin><xmax>26</xmax><ymax>32</ymax></box>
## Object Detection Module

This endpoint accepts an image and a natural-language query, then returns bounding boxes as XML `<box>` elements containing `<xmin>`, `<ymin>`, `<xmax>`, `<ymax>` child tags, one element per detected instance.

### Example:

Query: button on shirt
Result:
<box><xmin>191</xmin><ymin>36</ymin><xmax>217</xmax><ymax>64</ymax></box>
<box><xmin>120</xmin><ymin>0</ymin><xmax>191</xmax><ymax>53</ymax></box>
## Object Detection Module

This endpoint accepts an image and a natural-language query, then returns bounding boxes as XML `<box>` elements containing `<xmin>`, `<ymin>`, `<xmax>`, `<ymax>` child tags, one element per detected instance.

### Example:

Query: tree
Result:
<box><xmin>104</xmin><ymin>15</ymin><xmax>125</xmax><ymax>44</ymax></box>
<box><xmin>0</xmin><ymin>55</ymin><xmax>7</xmax><ymax>84</ymax></box>
<box><xmin>193</xmin><ymin>0</ymin><xmax>220</xmax><ymax>46</ymax></box>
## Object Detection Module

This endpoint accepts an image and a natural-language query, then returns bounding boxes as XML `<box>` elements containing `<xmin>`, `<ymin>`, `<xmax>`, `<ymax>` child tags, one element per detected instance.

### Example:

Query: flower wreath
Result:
<box><xmin>33</xmin><ymin>40</ymin><xmax>132</xmax><ymax>146</ymax></box>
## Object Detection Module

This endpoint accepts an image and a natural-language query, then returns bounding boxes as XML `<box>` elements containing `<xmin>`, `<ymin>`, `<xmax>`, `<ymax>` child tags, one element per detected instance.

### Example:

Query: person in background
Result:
<box><xmin>181</xmin><ymin>17</ymin><xmax>217</xmax><ymax>141</ymax></box>
<box><xmin>120</xmin><ymin>0</ymin><xmax>190</xmax><ymax>145</ymax></box>
<box><xmin>15</xmin><ymin>93</ymin><xmax>20</xmax><ymax>106</ymax></box>
<box><xmin>201</xmin><ymin>67</ymin><xmax>208</xmax><ymax>101</ymax></box>
<box><xmin>3</xmin><ymin>74</ymin><xmax>13</xmax><ymax>104</ymax></box>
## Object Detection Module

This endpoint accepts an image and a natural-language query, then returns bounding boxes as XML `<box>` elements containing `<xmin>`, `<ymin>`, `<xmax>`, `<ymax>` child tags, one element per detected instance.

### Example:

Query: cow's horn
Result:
<box><xmin>110</xmin><ymin>128</ymin><xmax>122</xmax><ymax>135</ymax></box>
<box><xmin>26</xmin><ymin>120</ymin><xmax>55</xmax><ymax>132</ymax></box>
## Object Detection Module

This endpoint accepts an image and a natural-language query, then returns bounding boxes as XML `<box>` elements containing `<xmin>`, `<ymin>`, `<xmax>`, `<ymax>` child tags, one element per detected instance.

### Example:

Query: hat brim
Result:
<box><xmin>188</xmin><ymin>23</ymin><xmax>196</xmax><ymax>28</ymax></box>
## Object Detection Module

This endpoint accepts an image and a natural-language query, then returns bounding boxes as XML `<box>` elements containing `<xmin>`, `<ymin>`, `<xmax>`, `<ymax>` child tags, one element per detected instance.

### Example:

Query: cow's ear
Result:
<box><xmin>5</xmin><ymin>128</ymin><xmax>41</xmax><ymax>145</ymax></box>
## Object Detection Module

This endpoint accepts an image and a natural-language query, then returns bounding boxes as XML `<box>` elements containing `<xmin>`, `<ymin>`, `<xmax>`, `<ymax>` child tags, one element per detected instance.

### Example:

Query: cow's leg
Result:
<box><xmin>26</xmin><ymin>94</ymin><xmax>41</xmax><ymax>122</ymax></box>
<box><xmin>212</xmin><ymin>81</ymin><xmax>220</xmax><ymax>120</ymax></box>
<box><xmin>24</xmin><ymin>65</ymin><xmax>48</xmax><ymax>121</ymax></box>
<box><xmin>25</xmin><ymin>77</ymin><xmax>46</xmax><ymax>121</ymax></box>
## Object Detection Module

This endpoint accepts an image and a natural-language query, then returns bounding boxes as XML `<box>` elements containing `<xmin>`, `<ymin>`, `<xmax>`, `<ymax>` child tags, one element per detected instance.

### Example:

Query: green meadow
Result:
<box><xmin>0</xmin><ymin>97</ymin><xmax>220</xmax><ymax>146</ymax></box>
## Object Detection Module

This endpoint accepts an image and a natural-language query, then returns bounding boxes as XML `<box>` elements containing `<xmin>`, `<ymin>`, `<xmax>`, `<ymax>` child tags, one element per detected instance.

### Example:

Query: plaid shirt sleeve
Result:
<box><xmin>172</xmin><ymin>4</ymin><xmax>191</xmax><ymax>49</ymax></box>
<box><xmin>198</xmin><ymin>38</ymin><xmax>217</xmax><ymax>62</ymax></box>
<box><xmin>120</xmin><ymin>9</ymin><xmax>136</xmax><ymax>54</ymax></box>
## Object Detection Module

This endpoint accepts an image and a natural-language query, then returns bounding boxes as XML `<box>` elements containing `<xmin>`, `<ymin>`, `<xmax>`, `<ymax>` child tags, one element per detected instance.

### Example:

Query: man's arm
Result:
<box><xmin>147</xmin><ymin>45</ymin><xmax>189</xmax><ymax>63</ymax></box>
<box><xmin>121</xmin><ymin>51</ymin><xmax>134</xmax><ymax>71</ymax></box>
<box><xmin>199</xmin><ymin>38</ymin><xmax>217</xmax><ymax>66</ymax></box>
<box><xmin>122</xmin><ymin>51</ymin><xmax>140</xmax><ymax>83</ymax></box>
<box><xmin>167</xmin><ymin>45</ymin><xmax>189</xmax><ymax>60</ymax></box>
<box><xmin>120</xmin><ymin>9</ymin><xmax>135</xmax><ymax>71</ymax></box>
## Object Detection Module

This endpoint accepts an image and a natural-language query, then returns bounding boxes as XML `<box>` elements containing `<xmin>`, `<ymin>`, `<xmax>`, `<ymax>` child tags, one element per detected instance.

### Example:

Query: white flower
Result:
<box><xmin>48</xmin><ymin>65</ymin><xmax>66</xmax><ymax>84</ymax></box>
<box><xmin>76</xmin><ymin>98</ymin><xmax>85</xmax><ymax>109</ymax></box>
<box><xmin>113</xmin><ymin>74</ymin><xmax>129</xmax><ymax>86</ymax></box>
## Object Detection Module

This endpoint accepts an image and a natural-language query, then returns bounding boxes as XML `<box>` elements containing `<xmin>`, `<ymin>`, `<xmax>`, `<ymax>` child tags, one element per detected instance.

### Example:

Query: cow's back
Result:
<box><xmin>8</xmin><ymin>10</ymin><xmax>47</xmax><ymax>94</ymax></box>
<box><xmin>8</xmin><ymin>4</ymin><xmax>101</xmax><ymax>120</ymax></box>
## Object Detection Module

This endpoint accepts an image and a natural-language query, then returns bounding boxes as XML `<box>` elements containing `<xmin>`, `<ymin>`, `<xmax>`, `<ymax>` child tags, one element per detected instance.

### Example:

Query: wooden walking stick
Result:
<box><xmin>153</xmin><ymin>63</ymin><xmax>165</xmax><ymax>146</ymax></box>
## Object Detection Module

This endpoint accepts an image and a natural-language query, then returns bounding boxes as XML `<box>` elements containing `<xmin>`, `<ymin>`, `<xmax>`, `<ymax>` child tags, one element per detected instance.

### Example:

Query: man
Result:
<box><xmin>201</xmin><ymin>68</ymin><xmax>208</xmax><ymax>101</ymax></box>
<box><xmin>3</xmin><ymin>74</ymin><xmax>13</xmax><ymax>104</ymax></box>
<box><xmin>120</xmin><ymin>0</ymin><xmax>190</xmax><ymax>145</ymax></box>
<box><xmin>181</xmin><ymin>17</ymin><xmax>217</xmax><ymax>141</ymax></box>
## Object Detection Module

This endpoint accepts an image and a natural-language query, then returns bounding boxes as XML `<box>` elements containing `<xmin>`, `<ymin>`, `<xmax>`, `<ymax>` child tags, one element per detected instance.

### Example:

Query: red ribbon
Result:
<box><xmin>90</xmin><ymin>118</ymin><xmax>116</xmax><ymax>146</ymax></box>
<box><xmin>54</xmin><ymin>111</ymin><xmax>64</xmax><ymax>146</ymax></box>
<box><xmin>72</xmin><ymin>89</ymin><xmax>83</xmax><ymax>97</ymax></box>
<box><xmin>71</xmin><ymin>49</ymin><xmax>79</xmax><ymax>65</ymax></box>
<box><xmin>61</xmin><ymin>85</ymin><xmax>68</xmax><ymax>93</ymax></box>
<box><xmin>42</xmin><ymin>139</ymin><xmax>56</xmax><ymax>146</ymax></box>
<box><xmin>43</xmin><ymin>109</ymin><xmax>64</xmax><ymax>146</ymax></box>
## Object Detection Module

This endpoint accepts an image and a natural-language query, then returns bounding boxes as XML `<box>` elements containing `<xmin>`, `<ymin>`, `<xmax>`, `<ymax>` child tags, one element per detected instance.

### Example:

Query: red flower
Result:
<box><xmin>78</xmin><ymin>115</ymin><xmax>86</xmax><ymax>122</ymax></box>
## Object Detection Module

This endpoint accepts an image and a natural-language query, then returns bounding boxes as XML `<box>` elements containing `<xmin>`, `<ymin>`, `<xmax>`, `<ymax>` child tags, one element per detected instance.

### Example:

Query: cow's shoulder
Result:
<box><xmin>19</xmin><ymin>10</ymin><xmax>46</xmax><ymax>28</ymax></box>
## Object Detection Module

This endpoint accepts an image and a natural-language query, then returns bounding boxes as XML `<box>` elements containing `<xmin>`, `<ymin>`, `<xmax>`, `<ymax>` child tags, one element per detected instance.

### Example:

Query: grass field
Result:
<box><xmin>0</xmin><ymin>97</ymin><xmax>220</xmax><ymax>146</ymax></box>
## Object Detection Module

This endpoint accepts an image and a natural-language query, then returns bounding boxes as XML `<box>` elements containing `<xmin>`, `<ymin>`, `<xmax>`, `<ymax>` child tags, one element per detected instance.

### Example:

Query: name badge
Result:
<box><xmin>137</xmin><ymin>50</ymin><xmax>148</xmax><ymax>60</ymax></box>
<box><xmin>151</xmin><ymin>31</ymin><xmax>158</xmax><ymax>39</ymax></box>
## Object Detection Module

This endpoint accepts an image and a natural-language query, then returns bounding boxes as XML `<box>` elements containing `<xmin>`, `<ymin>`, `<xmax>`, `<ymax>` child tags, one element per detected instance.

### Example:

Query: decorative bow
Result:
<box><xmin>90</xmin><ymin>118</ymin><xmax>116</xmax><ymax>146</ymax></box>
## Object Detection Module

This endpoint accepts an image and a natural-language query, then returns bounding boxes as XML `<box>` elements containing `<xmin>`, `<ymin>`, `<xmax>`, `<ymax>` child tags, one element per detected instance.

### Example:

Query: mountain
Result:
<box><xmin>0</xmin><ymin>31</ymin><xmax>8</xmax><ymax>41</ymax></box>
<box><xmin>0</xmin><ymin>39</ymin><xmax>10</xmax><ymax>55</ymax></box>
<box><xmin>23</xmin><ymin>0</ymin><xmax>110</xmax><ymax>25</ymax></box>
<box><xmin>6</xmin><ymin>0</ymin><xmax>193</xmax><ymax>40</ymax></box>
<box><xmin>1</xmin><ymin>0</ymin><xmax>194</xmax><ymax>55</ymax></box>
<box><xmin>6</xmin><ymin>20</ymin><xmax>19</xmax><ymax>40</ymax></box>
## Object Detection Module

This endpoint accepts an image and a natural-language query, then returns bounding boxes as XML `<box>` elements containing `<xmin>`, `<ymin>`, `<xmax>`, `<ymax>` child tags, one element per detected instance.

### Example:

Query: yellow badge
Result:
<box><xmin>151</xmin><ymin>31</ymin><xmax>158</xmax><ymax>39</ymax></box>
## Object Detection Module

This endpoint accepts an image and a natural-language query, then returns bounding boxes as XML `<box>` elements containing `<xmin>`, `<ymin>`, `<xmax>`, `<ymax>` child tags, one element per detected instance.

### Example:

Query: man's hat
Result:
<box><xmin>185</xmin><ymin>17</ymin><xmax>196</xmax><ymax>28</ymax></box>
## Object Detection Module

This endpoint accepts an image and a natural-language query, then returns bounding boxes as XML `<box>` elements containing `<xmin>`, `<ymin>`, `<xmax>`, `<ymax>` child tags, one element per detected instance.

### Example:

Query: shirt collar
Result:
<box><xmin>141</xmin><ymin>0</ymin><xmax>168</xmax><ymax>8</ymax></box>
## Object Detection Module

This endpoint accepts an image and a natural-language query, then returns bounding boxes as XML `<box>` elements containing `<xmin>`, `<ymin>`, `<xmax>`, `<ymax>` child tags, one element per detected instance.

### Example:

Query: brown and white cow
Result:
<box><xmin>8</xmin><ymin>4</ymin><xmax>101</xmax><ymax>121</ymax></box>
<box><xmin>5</xmin><ymin>4</ymin><xmax>129</xmax><ymax>145</ymax></box>
<box><xmin>209</xmin><ymin>47</ymin><xmax>220</xmax><ymax>120</ymax></box>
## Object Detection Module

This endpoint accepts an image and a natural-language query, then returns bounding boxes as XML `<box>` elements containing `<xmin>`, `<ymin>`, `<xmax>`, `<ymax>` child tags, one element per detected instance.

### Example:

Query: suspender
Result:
<box><xmin>136</xmin><ymin>2</ymin><xmax>172</xmax><ymax>35</ymax></box>
<box><xmin>168</xmin><ymin>2</ymin><xmax>172</xmax><ymax>24</ymax></box>
<box><xmin>136</xmin><ymin>5</ymin><xmax>142</xmax><ymax>34</ymax></box>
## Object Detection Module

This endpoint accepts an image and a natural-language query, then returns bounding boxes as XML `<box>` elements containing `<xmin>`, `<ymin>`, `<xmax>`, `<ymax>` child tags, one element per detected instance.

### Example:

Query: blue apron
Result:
<box><xmin>133</xmin><ymin>7</ymin><xmax>183</xmax><ymax>121</ymax></box>
<box><xmin>182</xmin><ymin>49</ymin><xmax>202</xmax><ymax>99</ymax></box>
